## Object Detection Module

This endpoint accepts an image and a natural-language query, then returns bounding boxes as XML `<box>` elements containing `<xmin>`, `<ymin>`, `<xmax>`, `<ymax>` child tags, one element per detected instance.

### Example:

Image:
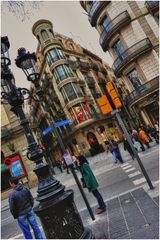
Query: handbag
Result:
<box><xmin>81</xmin><ymin>177</ymin><xmax>87</xmax><ymax>188</ymax></box>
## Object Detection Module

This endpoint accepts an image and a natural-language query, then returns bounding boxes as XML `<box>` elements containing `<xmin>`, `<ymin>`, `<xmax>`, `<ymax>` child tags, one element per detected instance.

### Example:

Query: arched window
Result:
<box><xmin>41</xmin><ymin>30</ymin><xmax>49</xmax><ymax>40</ymax></box>
<box><xmin>49</xmin><ymin>29</ymin><xmax>54</xmax><ymax>37</ymax></box>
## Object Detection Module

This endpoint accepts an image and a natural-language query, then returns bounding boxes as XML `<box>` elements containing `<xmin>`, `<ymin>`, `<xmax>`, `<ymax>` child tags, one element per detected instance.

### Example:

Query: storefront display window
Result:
<box><xmin>69</xmin><ymin>103</ymin><xmax>92</xmax><ymax>125</ymax></box>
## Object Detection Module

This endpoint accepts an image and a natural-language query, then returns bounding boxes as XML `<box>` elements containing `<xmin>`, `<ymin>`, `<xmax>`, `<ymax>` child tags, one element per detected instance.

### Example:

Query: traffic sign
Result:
<box><xmin>55</xmin><ymin>119</ymin><xmax>72</xmax><ymax>127</ymax></box>
<box><xmin>42</xmin><ymin>125</ymin><xmax>53</xmax><ymax>135</ymax></box>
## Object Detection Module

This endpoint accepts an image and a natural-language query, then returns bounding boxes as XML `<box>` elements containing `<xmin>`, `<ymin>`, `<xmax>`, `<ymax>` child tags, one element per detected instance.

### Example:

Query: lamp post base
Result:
<box><xmin>33</xmin><ymin>163</ymin><xmax>94</xmax><ymax>239</ymax></box>
<box><xmin>34</xmin><ymin>190</ymin><xmax>94</xmax><ymax>239</ymax></box>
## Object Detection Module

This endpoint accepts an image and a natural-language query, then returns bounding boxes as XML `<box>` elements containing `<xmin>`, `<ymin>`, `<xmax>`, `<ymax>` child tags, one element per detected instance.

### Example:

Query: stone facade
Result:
<box><xmin>1</xmin><ymin>105</ymin><xmax>37</xmax><ymax>199</ymax></box>
<box><xmin>80</xmin><ymin>0</ymin><xmax>159</xmax><ymax>126</ymax></box>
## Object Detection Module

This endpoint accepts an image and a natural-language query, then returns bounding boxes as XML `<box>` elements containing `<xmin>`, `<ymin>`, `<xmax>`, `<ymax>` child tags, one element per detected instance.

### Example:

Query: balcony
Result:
<box><xmin>100</xmin><ymin>11</ymin><xmax>131</xmax><ymax>52</ymax></box>
<box><xmin>112</xmin><ymin>38</ymin><xmax>152</xmax><ymax>77</ymax></box>
<box><xmin>77</xmin><ymin>61</ymin><xmax>90</xmax><ymax>69</ymax></box>
<box><xmin>99</xmin><ymin>67</ymin><xmax>108</xmax><ymax>74</ymax></box>
<box><xmin>145</xmin><ymin>1</ymin><xmax>159</xmax><ymax>15</ymax></box>
<box><xmin>67</xmin><ymin>59</ymin><xmax>78</xmax><ymax>68</ymax></box>
<box><xmin>89</xmin><ymin>1</ymin><xmax>110</xmax><ymax>27</ymax></box>
<box><xmin>91</xmin><ymin>63</ymin><xmax>99</xmax><ymax>71</ymax></box>
<box><xmin>85</xmin><ymin>76</ymin><xmax>95</xmax><ymax>85</ymax></box>
<box><xmin>92</xmin><ymin>93</ymin><xmax>102</xmax><ymax>99</ymax></box>
<box><xmin>126</xmin><ymin>76</ymin><xmax>159</xmax><ymax>106</ymax></box>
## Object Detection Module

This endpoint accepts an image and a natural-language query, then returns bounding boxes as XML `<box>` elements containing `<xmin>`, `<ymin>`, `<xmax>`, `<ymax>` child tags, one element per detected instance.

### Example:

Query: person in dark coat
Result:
<box><xmin>9</xmin><ymin>177</ymin><xmax>43</xmax><ymax>239</ymax></box>
<box><xmin>106</xmin><ymin>137</ymin><xmax>124</xmax><ymax>164</ymax></box>
<box><xmin>77</xmin><ymin>154</ymin><xmax>106</xmax><ymax>214</ymax></box>
<box><xmin>122</xmin><ymin>134</ymin><xmax>135</xmax><ymax>160</ymax></box>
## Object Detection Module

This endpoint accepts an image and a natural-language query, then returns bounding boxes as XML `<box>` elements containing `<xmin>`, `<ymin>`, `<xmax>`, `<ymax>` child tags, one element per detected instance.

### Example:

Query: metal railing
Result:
<box><xmin>112</xmin><ymin>38</ymin><xmax>152</xmax><ymax>77</ymax></box>
<box><xmin>88</xmin><ymin>1</ymin><xmax>110</xmax><ymax>26</ymax></box>
<box><xmin>85</xmin><ymin>76</ymin><xmax>95</xmax><ymax>84</ymax></box>
<box><xmin>126</xmin><ymin>76</ymin><xmax>159</xmax><ymax>105</ymax></box>
<box><xmin>100</xmin><ymin>11</ymin><xmax>131</xmax><ymax>51</ymax></box>
<box><xmin>146</xmin><ymin>1</ymin><xmax>159</xmax><ymax>12</ymax></box>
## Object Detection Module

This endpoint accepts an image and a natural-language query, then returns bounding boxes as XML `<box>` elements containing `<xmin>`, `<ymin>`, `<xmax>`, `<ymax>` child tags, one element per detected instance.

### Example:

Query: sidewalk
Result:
<box><xmin>81</xmin><ymin>187</ymin><xmax>159</xmax><ymax>239</ymax></box>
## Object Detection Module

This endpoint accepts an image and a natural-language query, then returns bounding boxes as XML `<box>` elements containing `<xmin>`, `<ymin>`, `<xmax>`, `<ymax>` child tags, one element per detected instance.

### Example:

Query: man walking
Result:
<box><xmin>9</xmin><ymin>177</ymin><xmax>43</xmax><ymax>239</ymax></box>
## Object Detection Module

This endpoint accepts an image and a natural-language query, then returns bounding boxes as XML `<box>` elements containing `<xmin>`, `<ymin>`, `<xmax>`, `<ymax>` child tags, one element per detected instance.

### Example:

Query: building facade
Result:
<box><xmin>30</xmin><ymin>19</ymin><xmax>124</xmax><ymax>161</ymax></box>
<box><xmin>1</xmin><ymin>105</ymin><xmax>37</xmax><ymax>199</ymax></box>
<box><xmin>80</xmin><ymin>1</ymin><xmax>159</xmax><ymax>126</ymax></box>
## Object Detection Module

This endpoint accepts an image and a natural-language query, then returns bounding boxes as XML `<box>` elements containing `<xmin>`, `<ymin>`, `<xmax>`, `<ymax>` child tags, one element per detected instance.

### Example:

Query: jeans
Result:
<box><xmin>112</xmin><ymin>149</ymin><xmax>124</xmax><ymax>163</ymax></box>
<box><xmin>17</xmin><ymin>209</ymin><xmax>43</xmax><ymax>239</ymax></box>
<box><xmin>92</xmin><ymin>189</ymin><xmax>106</xmax><ymax>209</ymax></box>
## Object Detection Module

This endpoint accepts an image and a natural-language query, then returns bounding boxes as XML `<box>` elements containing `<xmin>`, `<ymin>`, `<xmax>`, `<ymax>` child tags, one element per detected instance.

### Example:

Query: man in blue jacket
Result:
<box><xmin>9</xmin><ymin>177</ymin><xmax>43</xmax><ymax>239</ymax></box>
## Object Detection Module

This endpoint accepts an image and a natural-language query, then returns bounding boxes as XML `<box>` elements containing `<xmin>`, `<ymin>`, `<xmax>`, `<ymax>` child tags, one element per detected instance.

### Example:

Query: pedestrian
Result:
<box><xmin>131</xmin><ymin>128</ymin><xmax>145</xmax><ymax>151</ymax></box>
<box><xmin>106</xmin><ymin>137</ymin><xmax>124</xmax><ymax>164</ymax></box>
<box><xmin>154</xmin><ymin>121</ymin><xmax>159</xmax><ymax>132</ymax></box>
<box><xmin>8</xmin><ymin>177</ymin><xmax>43</xmax><ymax>239</ymax></box>
<box><xmin>122</xmin><ymin>134</ymin><xmax>135</xmax><ymax>160</ymax></box>
<box><xmin>62</xmin><ymin>159</ymin><xmax>70</xmax><ymax>174</ymax></box>
<box><xmin>72</xmin><ymin>155</ymin><xmax>79</xmax><ymax>171</ymax></box>
<box><xmin>56</xmin><ymin>160</ymin><xmax>63</xmax><ymax>173</ymax></box>
<box><xmin>147</xmin><ymin>124</ymin><xmax>159</xmax><ymax>144</ymax></box>
<box><xmin>138</xmin><ymin>128</ymin><xmax>150</xmax><ymax>149</ymax></box>
<box><xmin>77</xmin><ymin>154</ymin><xmax>106</xmax><ymax>214</ymax></box>
<box><xmin>104</xmin><ymin>140</ymin><xmax>118</xmax><ymax>164</ymax></box>
<box><xmin>140</xmin><ymin>124</ymin><xmax>153</xmax><ymax>142</ymax></box>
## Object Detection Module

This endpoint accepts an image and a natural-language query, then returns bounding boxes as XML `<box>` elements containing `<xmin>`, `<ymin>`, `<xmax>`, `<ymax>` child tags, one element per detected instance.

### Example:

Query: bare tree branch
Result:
<box><xmin>2</xmin><ymin>1</ymin><xmax>44</xmax><ymax>22</ymax></box>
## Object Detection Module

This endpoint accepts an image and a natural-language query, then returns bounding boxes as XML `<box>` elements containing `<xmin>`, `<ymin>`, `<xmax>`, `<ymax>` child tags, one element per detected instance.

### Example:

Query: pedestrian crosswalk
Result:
<box><xmin>120</xmin><ymin>163</ymin><xmax>146</xmax><ymax>186</ymax></box>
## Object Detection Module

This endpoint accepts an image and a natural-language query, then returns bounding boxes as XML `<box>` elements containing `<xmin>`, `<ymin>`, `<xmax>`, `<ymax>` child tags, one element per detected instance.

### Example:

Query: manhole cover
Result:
<box><xmin>144</xmin><ymin>223</ymin><xmax>150</xmax><ymax>228</ymax></box>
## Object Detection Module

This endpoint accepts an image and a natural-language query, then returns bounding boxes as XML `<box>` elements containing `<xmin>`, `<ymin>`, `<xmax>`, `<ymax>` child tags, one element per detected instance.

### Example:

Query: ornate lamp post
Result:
<box><xmin>1</xmin><ymin>36</ymin><xmax>93</xmax><ymax>239</ymax></box>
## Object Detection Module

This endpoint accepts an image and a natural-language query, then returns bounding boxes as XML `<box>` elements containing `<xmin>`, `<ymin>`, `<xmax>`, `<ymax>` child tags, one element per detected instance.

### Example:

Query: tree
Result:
<box><xmin>2</xmin><ymin>1</ymin><xmax>43</xmax><ymax>22</ymax></box>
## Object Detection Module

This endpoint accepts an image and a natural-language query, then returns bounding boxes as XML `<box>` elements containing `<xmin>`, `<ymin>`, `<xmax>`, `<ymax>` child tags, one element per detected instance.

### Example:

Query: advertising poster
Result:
<box><xmin>4</xmin><ymin>154</ymin><xmax>27</xmax><ymax>179</ymax></box>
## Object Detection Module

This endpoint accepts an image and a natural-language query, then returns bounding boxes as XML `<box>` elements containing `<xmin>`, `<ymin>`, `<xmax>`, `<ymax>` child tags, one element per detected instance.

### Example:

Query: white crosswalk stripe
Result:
<box><xmin>128</xmin><ymin>171</ymin><xmax>141</xmax><ymax>178</ymax></box>
<box><xmin>122</xmin><ymin>165</ymin><xmax>133</xmax><ymax>170</ymax></box>
<box><xmin>133</xmin><ymin>177</ymin><xmax>146</xmax><ymax>185</ymax></box>
<box><xmin>125</xmin><ymin>167</ymin><xmax>136</xmax><ymax>173</ymax></box>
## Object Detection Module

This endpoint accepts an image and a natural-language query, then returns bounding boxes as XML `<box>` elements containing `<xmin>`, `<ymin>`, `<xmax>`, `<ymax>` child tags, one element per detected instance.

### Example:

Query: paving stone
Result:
<box><xmin>130</xmin><ymin>227</ymin><xmax>155</xmax><ymax>239</ymax></box>
<box><xmin>153</xmin><ymin>196</ymin><xmax>159</xmax><ymax>206</ymax></box>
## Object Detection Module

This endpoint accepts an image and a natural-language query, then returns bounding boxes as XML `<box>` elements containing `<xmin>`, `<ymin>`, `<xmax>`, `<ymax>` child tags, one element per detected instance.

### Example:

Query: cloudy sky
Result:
<box><xmin>1</xmin><ymin>0</ymin><xmax>113</xmax><ymax>89</ymax></box>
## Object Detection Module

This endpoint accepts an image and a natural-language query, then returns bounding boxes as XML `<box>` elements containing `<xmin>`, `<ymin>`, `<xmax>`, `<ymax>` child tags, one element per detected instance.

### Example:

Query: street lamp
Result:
<box><xmin>1</xmin><ymin>36</ymin><xmax>93</xmax><ymax>239</ymax></box>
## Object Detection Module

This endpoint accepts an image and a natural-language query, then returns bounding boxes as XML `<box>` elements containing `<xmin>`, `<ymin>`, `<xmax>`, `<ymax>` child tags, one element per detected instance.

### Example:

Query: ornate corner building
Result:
<box><xmin>80</xmin><ymin>1</ymin><xmax>159</xmax><ymax>127</ymax></box>
<box><xmin>30</xmin><ymin>19</ymin><xmax>124</xmax><ymax>161</ymax></box>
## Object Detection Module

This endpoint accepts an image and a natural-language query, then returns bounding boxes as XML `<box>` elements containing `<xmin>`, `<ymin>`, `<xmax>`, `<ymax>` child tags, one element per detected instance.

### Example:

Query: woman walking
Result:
<box><xmin>105</xmin><ymin>137</ymin><xmax>124</xmax><ymax>164</ymax></box>
<box><xmin>77</xmin><ymin>154</ymin><xmax>106</xmax><ymax>214</ymax></box>
<box><xmin>122</xmin><ymin>134</ymin><xmax>135</xmax><ymax>160</ymax></box>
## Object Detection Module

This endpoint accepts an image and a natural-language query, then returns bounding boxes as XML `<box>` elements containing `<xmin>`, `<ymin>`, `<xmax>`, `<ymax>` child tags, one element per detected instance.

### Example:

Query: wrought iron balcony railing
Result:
<box><xmin>89</xmin><ymin>1</ymin><xmax>110</xmax><ymax>27</ymax></box>
<box><xmin>100</xmin><ymin>11</ymin><xmax>131</xmax><ymax>52</ymax></box>
<box><xmin>145</xmin><ymin>1</ymin><xmax>159</xmax><ymax>14</ymax></box>
<box><xmin>126</xmin><ymin>76</ymin><xmax>159</xmax><ymax>105</ymax></box>
<box><xmin>85</xmin><ymin>76</ymin><xmax>95</xmax><ymax>84</ymax></box>
<box><xmin>91</xmin><ymin>63</ymin><xmax>99</xmax><ymax>71</ymax></box>
<box><xmin>112</xmin><ymin>38</ymin><xmax>152</xmax><ymax>77</ymax></box>
<box><xmin>77</xmin><ymin>61</ymin><xmax>90</xmax><ymax>69</ymax></box>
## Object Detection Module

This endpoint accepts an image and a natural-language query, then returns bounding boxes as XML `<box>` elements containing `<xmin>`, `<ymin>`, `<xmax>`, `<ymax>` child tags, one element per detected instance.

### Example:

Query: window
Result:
<box><xmin>63</xmin><ymin>83</ymin><xmax>77</xmax><ymax>101</ymax></box>
<box><xmin>46</xmin><ymin>48</ymin><xmax>66</xmax><ymax>66</ymax></box>
<box><xmin>126</xmin><ymin>68</ymin><xmax>142</xmax><ymax>90</ymax></box>
<box><xmin>53</xmin><ymin>64</ymin><xmax>74</xmax><ymax>84</ymax></box>
<box><xmin>69</xmin><ymin>103</ymin><xmax>92</xmax><ymax>125</ymax></box>
<box><xmin>100</xmin><ymin>16</ymin><xmax>110</xmax><ymax>28</ymax></box>
<box><xmin>112</xmin><ymin>39</ymin><xmax>126</xmax><ymax>59</ymax></box>
<box><xmin>41</xmin><ymin>30</ymin><xmax>49</xmax><ymax>40</ymax></box>
<box><xmin>72</xmin><ymin>83</ymin><xmax>83</xmax><ymax>97</ymax></box>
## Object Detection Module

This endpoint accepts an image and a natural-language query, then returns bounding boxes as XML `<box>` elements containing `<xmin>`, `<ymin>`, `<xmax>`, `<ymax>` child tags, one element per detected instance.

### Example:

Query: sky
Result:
<box><xmin>1</xmin><ymin>0</ymin><xmax>113</xmax><ymax>89</ymax></box>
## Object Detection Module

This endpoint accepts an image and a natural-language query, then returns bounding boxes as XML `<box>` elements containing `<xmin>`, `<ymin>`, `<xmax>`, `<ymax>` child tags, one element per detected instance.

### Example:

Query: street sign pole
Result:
<box><xmin>112</xmin><ymin>109</ymin><xmax>154</xmax><ymax>190</ymax></box>
<box><xmin>50</xmin><ymin>117</ymin><xmax>95</xmax><ymax>220</ymax></box>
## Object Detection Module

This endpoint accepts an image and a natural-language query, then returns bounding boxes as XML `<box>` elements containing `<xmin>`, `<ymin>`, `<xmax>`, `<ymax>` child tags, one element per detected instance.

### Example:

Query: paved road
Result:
<box><xmin>1</xmin><ymin>143</ymin><xmax>159</xmax><ymax>239</ymax></box>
